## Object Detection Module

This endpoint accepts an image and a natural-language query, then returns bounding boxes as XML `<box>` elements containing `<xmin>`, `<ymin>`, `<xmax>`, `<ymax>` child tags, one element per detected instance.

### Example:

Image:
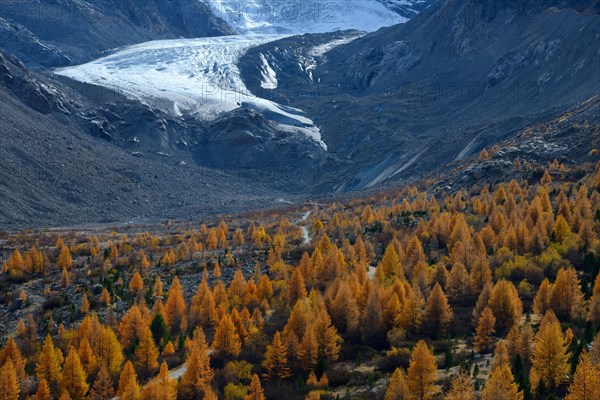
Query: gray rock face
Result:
<box><xmin>0</xmin><ymin>17</ymin><xmax>71</xmax><ymax>68</ymax></box>
<box><xmin>345</xmin><ymin>40</ymin><xmax>420</xmax><ymax>89</ymax></box>
<box><xmin>239</xmin><ymin>0</ymin><xmax>600</xmax><ymax>191</ymax></box>
<box><xmin>0</xmin><ymin>52</ymin><xmax>63</xmax><ymax>113</ymax></box>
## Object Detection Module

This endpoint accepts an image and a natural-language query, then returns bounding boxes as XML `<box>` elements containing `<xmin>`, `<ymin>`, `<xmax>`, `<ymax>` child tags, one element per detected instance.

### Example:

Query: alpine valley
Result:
<box><xmin>0</xmin><ymin>0</ymin><xmax>598</xmax><ymax>227</ymax></box>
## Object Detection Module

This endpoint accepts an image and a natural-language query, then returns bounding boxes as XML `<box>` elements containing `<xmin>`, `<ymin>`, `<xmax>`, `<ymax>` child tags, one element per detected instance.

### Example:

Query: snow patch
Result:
<box><xmin>308</xmin><ymin>33</ymin><xmax>365</xmax><ymax>57</ymax></box>
<box><xmin>204</xmin><ymin>0</ymin><xmax>407</xmax><ymax>34</ymax></box>
<box><xmin>259</xmin><ymin>53</ymin><xmax>278</xmax><ymax>89</ymax></box>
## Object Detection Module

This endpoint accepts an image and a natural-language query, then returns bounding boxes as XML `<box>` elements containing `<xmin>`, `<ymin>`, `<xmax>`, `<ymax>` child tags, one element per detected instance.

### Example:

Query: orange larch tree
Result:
<box><xmin>480</xmin><ymin>364</ymin><xmax>523</xmax><ymax>400</ymax></box>
<box><xmin>61</xmin><ymin>347</ymin><xmax>89</xmax><ymax>400</ymax></box>
<box><xmin>474</xmin><ymin>307</ymin><xmax>496</xmax><ymax>353</ymax></box>
<box><xmin>213</xmin><ymin>314</ymin><xmax>241</xmax><ymax>359</ymax></box>
<box><xmin>164</xmin><ymin>276</ymin><xmax>187</xmax><ymax>333</ymax></box>
<box><xmin>424</xmin><ymin>283</ymin><xmax>453</xmax><ymax>336</ymax></box>
<box><xmin>406</xmin><ymin>340</ymin><xmax>437</xmax><ymax>400</ymax></box>
<box><xmin>384</xmin><ymin>368</ymin><xmax>408</xmax><ymax>400</ymax></box>
<box><xmin>565</xmin><ymin>352</ymin><xmax>600</xmax><ymax>400</ymax></box>
<box><xmin>489</xmin><ymin>280</ymin><xmax>522</xmax><ymax>332</ymax></box>
<box><xmin>0</xmin><ymin>360</ymin><xmax>20</xmax><ymax>400</ymax></box>
<box><xmin>245</xmin><ymin>374</ymin><xmax>266</xmax><ymax>400</ymax></box>
<box><xmin>262</xmin><ymin>331</ymin><xmax>291</xmax><ymax>380</ymax></box>
<box><xmin>134</xmin><ymin>327</ymin><xmax>159</xmax><ymax>379</ymax></box>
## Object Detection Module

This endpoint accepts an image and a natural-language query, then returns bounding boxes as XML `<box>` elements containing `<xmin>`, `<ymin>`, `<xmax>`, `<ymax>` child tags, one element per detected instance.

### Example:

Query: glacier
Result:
<box><xmin>55</xmin><ymin>1</ymin><xmax>431</xmax><ymax>150</ymax></box>
<box><xmin>204</xmin><ymin>0</ymin><xmax>407</xmax><ymax>34</ymax></box>
<box><xmin>55</xmin><ymin>35</ymin><xmax>328</xmax><ymax>150</ymax></box>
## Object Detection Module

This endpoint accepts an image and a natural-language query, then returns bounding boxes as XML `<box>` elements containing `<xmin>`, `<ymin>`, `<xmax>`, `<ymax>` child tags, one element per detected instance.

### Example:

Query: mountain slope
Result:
<box><xmin>0</xmin><ymin>0</ymin><xmax>235</xmax><ymax>67</ymax></box>
<box><xmin>241</xmin><ymin>0</ymin><xmax>600</xmax><ymax>191</ymax></box>
<box><xmin>0</xmin><ymin>51</ymin><xmax>296</xmax><ymax>227</ymax></box>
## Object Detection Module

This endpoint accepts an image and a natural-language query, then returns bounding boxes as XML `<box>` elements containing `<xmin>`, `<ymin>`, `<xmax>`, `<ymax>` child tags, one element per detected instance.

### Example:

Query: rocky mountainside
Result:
<box><xmin>240</xmin><ymin>0</ymin><xmax>600</xmax><ymax>191</ymax></box>
<box><xmin>0</xmin><ymin>0</ymin><xmax>234</xmax><ymax>68</ymax></box>
<box><xmin>0</xmin><ymin>50</ymin><xmax>297</xmax><ymax>227</ymax></box>
<box><xmin>0</xmin><ymin>0</ymin><xmax>598</xmax><ymax>228</ymax></box>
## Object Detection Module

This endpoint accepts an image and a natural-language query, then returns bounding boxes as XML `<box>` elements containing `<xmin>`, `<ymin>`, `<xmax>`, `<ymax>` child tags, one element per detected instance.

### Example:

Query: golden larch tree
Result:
<box><xmin>80</xmin><ymin>293</ymin><xmax>90</xmax><ymax>314</ymax></box>
<box><xmin>36</xmin><ymin>335</ymin><xmax>62</xmax><ymax>393</ymax></box>
<box><xmin>61</xmin><ymin>347</ymin><xmax>89</xmax><ymax>400</ymax></box>
<box><xmin>262</xmin><ymin>331</ymin><xmax>291</xmax><ymax>380</ymax></box>
<box><xmin>139</xmin><ymin>250</ymin><xmax>150</xmax><ymax>275</ymax></box>
<box><xmin>0</xmin><ymin>360</ymin><xmax>20</xmax><ymax>400</ymax></box>
<box><xmin>385</xmin><ymin>368</ymin><xmax>408</xmax><ymax>400</ymax></box>
<box><xmin>549</xmin><ymin>267</ymin><xmax>584</xmax><ymax>321</ymax></box>
<box><xmin>479</xmin><ymin>148</ymin><xmax>490</xmax><ymax>160</ymax></box>
<box><xmin>479</xmin><ymin>364</ymin><xmax>523</xmax><ymax>400</ymax></box>
<box><xmin>117</xmin><ymin>361</ymin><xmax>138</xmax><ymax>398</ymax></box>
<box><xmin>57</xmin><ymin>246</ymin><xmax>73</xmax><ymax>270</ymax></box>
<box><xmin>444</xmin><ymin>373</ymin><xmax>475</xmax><ymax>400</ymax></box>
<box><xmin>164</xmin><ymin>276</ymin><xmax>187</xmax><ymax>333</ymax></box>
<box><xmin>134</xmin><ymin>326</ymin><xmax>159</xmax><ymax>378</ymax></box>
<box><xmin>469</xmin><ymin>252</ymin><xmax>492</xmax><ymax>295</ymax></box>
<box><xmin>588</xmin><ymin>274</ymin><xmax>600</xmax><ymax>324</ymax></box>
<box><xmin>406</xmin><ymin>340</ymin><xmax>438</xmax><ymax>400</ymax></box>
<box><xmin>245</xmin><ymin>374</ymin><xmax>266</xmax><ymax>400</ymax></box>
<box><xmin>234</xmin><ymin>228</ymin><xmax>245</xmax><ymax>248</ymax></box>
<box><xmin>491</xmin><ymin>341</ymin><xmax>510</xmax><ymax>371</ymax></box>
<box><xmin>474</xmin><ymin>307</ymin><xmax>496</xmax><ymax>352</ymax></box>
<box><xmin>565</xmin><ymin>352</ymin><xmax>600</xmax><ymax>400</ymax></box>
<box><xmin>199</xmin><ymin>290</ymin><xmax>219</xmax><ymax>329</ymax></box>
<box><xmin>424</xmin><ymin>283</ymin><xmax>453</xmax><ymax>335</ymax></box>
<box><xmin>533</xmin><ymin>278</ymin><xmax>552</xmax><ymax>316</ymax></box>
<box><xmin>530</xmin><ymin>312</ymin><xmax>570</xmax><ymax>391</ymax></box>
<box><xmin>60</xmin><ymin>267</ymin><xmax>71</xmax><ymax>288</ymax></box>
<box><xmin>0</xmin><ymin>336</ymin><xmax>27</xmax><ymax>381</ymax></box>
<box><xmin>140</xmin><ymin>362</ymin><xmax>176</xmax><ymax>400</ymax></box>
<box><xmin>77</xmin><ymin>336</ymin><xmax>97</xmax><ymax>377</ymax></box>
<box><xmin>120</xmin><ymin>380</ymin><xmax>140</xmax><ymax>400</ymax></box>
<box><xmin>376</xmin><ymin>243</ymin><xmax>404</xmax><ymax>285</ymax></box>
<box><xmin>288</xmin><ymin>268</ymin><xmax>308</xmax><ymax>304</ymax></box>
<box><xmin>6</xmin><ymin>249</ymin><xmax>24</xmax><ymax>276</ymax></box>
<box><xmin>330</xmin><ymin>280</ymin><xmax>360</xmax><ymax>335</ymax></box>
<box><xmin>119</xmin><ymin>304</ymin><xmax>144</xmax><ymax>350</ymax></box>
<box><xmin>488</xmin><ymin>280</ymin><xmax>522</xmax><ymax>332</ymax></box>
<box><xmin>299</xmin><ymin>328</ymin><xmax>319</xmax><ymax>371</ymax></box>
<box><xmin>446</xmin><ymin>263</ymin><xmax>470</xmax><ymax>304</ymax></box>
<box><xmin>35</xmin><ymin>378</ymin><xmax>52</xmax><ymax>400</ymax></box>
<box><xmin>89</xmin><ymin>365</ymin><xmax>114</xmax><ymax>400</ymax></box>
<box><xmin>100</xmin><ymin>288</ymin><xmax>111</xmax><ymax>306</ymax></box>
<box><xmin>179</xmin><ymin>334</ymin><xmax>214</xmax><ymax>399</ymax></box>
<box><xmin>313</xmin><ymin>309</ymin><xmax>341</xmax><ymax>362</ymax></box>
<box><xmin>153</xmin><ymin>277</ymin><xmax>163</xmax><ymax>298</ymax></box>
<box><xmin>96</xmin><ymin>326</ymin><xmax>124</xmax><ymax>378</ymax></box>
<box><xmin>59</xmin><ymin>391</ymin><xmax>72</xmax><ymax>400</ymax></box>
<box><xmin>553</xmin><ymin>214</ymin><xmax>572</xmax><ymax>243</ymax></box>
<box><xmin>399</xmin><ymin>284</ymin><xmax>425</xmax><ymax>334</ymax></box>
<box><xmin>129</xmin><ymin>272</ymin><xmax>144</xmax><ymax>299</ymax></box>
<box><xmin>213</xmin><ymin>314</ymin><xmax>241</xmax><ymax>359</ymax></box>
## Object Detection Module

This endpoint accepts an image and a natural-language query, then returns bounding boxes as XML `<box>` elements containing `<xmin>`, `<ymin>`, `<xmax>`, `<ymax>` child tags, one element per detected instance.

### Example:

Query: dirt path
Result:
<box><xmin>299</xmin><ymin>211</ymin><xmax>312</xmax><ymax>245</ymax></box>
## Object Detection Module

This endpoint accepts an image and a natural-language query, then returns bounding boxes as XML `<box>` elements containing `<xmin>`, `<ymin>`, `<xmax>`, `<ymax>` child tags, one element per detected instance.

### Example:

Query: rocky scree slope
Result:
<box><xmin>0</xmin><ymin>50</ymin><xmax>296</xmax><ymax>228</ymax></box>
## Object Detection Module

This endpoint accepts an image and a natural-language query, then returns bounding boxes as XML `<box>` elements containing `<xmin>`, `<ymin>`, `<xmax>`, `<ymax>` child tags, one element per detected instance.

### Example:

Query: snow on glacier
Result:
<box><xmin>56</xmin><ymin>35</ymin><xmax>325</xmax><ymax>150</ymax></box>
<box><xmin>54</xmin><ymin>1</ymin><xmax>422</xmax><ymax>150</ymax></box>
<box><xmin>204</xmin><ymin>0</ymin><xmax>406</xmax><ymax>34</ymax></box>
<box><xmin>259</xmin><ymin>53</ymin><xmax>278</xmax><ymax>89</ymax></box>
